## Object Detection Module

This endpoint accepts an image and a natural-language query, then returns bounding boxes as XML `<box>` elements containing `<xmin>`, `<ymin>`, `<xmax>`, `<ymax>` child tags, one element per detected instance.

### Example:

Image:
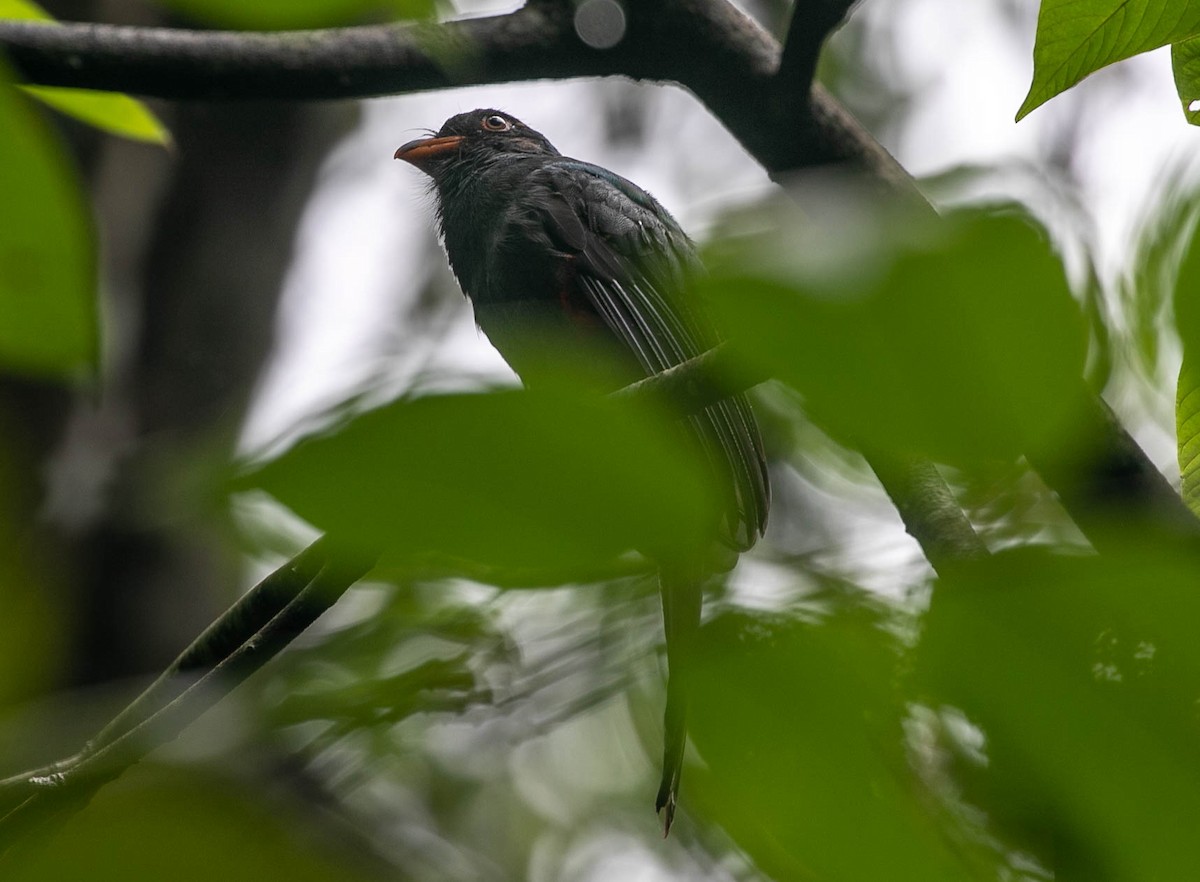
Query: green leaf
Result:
<box><xmin>708</xmin><ymin>206</ymin><xmax>1088</xmax><ymax>465</ymax></box>
<box><xmin>1018</xmin><ymin>0</ymin><xmax>1200</xmax><ymax>120</ymax></box>
<box><xmin>918</xmin><ymin>547</ymin><xmax>1200</xmax><ymax>879</ymax></box>
<box><xmin>234</xmin><ymin>389</ymin><xmax>719</xmax><ymax>574</ymax></box>
<box><xmin>0</xmin><ymin>0</ymin><xmax>51</xmax><ymax>20</ymax></box>
<box><xmin>1172</xmin><ymin>36</ymin><xmax>1200</xmax><ymax>124</ymax></box>
<box><xmin>20</xmin><ymin>86</ymin><xmax>172</xmax><ymax>145</ymax></box>
<box><xmin>14</xmin><ymin>765</ymin><xmax>382</xmax><ymax>880</ymax></box>
<box><xmin>690</xmin><ymin>600</ymin><xmax>994</xmax><ymax>881</ymax></box>
<box><xmin>0</xmin><ymin>64</ymin><xmax>97</xmax><ymax>378</ymax></box>
<box><xmin>0</xmin><ymin>431</ymin><xmax>66</xmax><ymax>708</ymax></box>
<box><xmin>150</xmin><ymin>0</ymin><xmax>434</xmax><ymax>30</ymax></box>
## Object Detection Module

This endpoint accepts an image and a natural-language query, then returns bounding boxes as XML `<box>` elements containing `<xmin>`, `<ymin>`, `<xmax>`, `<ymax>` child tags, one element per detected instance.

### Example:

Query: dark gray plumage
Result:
<box><xmin>396</xmin><ymin>109</ymin><xmax>769</xmax><ymax>830</ymax></box>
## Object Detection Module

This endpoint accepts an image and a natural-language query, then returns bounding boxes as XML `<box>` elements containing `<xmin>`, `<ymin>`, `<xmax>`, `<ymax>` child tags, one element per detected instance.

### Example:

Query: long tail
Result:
<box><xmin>655</xmin><ymin>562</ymin><xmax>702</xmax><ymax>835</ymax></box>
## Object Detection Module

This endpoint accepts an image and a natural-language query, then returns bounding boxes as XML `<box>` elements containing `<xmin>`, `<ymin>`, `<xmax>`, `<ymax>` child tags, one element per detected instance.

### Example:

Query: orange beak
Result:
<box><xmin>394</xmin><ymin>135</ymin><xmax>465</xmax><ymax>170</ymax></box>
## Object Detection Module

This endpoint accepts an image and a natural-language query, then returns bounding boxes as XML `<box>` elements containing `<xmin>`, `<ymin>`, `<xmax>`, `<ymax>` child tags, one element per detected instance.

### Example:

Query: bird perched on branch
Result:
<box><xmin>395</xmin><ymin>108</ymin><xmax>769</xmax><ymax>832</ymax></box>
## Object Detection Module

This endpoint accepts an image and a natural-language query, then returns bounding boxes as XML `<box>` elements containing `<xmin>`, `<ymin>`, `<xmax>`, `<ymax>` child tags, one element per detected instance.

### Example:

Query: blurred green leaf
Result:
<box><xmin>918</xmin><ymin>546</ymin><xmax>1200</xmax><ymax>880</ymax></box>
<box><xmin>1122</xmin><ymin>165</ymin><xmax>1200</xmax><ymax>381</ymax></box>
<box><xmin>235</xmin><ymin>389</ymin><xmax>719</xmax><ymax>572</ymax></box>
<box><xmin>0</xmin><ymin>64</ymin><xmax>96</xmax><ymax>378</ymax></box>
<box><xmin>709</xmin><ymin>208</ymin><xmax>1087</xmax><ymax>465</ymax></box>
<box><xmin>690</xmin><ymin>600</ymin><xmax>993</xmax><ymax>881</ymax></box>
<box><xmin>1018</xmin><ymin>0</ymin><xmax>1200</xmax><ymax>120</ymax></box>
<box><xmin>149</xmin><ymin>0</ymin><xmax>434</xmax><ymax>30</ymax></box>
<box><xmin>0</xmin><ymin>0</ymin><xmax>50</xmax><ymax>19</ymax></box>
<box><xmin>9</xmin><ymin>765</ymin><xmax>384</xmax><ymax>881</ymax></box>
<box><xmin>1</xmin><ymin>1</ymin><xmax>171</xmax><ymax>144</ymax></box>
<box><xmin>0</xmin><ymin>431</ymin><xmax>65</xmax><ymax>708</ymax></box>
<box><xmin>20</xmin><ymin>87</ymin><xmax>171</xmax><ymax>146</ymax></box>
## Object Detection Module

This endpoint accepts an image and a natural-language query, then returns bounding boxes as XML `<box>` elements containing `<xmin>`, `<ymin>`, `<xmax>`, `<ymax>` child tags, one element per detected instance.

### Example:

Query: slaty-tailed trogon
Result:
<box><xmin>395</xmin><ymin>108</ymin><xmax>769</xmax><ymax>832</ymax></box>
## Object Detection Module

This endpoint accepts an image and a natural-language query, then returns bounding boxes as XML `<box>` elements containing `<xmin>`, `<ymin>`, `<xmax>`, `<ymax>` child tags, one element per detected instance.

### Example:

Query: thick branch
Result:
<box><xmin>0</xmin><ymin>8</ymin><xmax>566</xmax><ymax>100</ymax></box>
<box><xmin>868</xmin><ymin>454</ymin><xmax>988</xmax><ymax>571</ymax></box>
<box><xmin>776</xmin><ymin>0</ymin><xmax>859</xmax><ymax>113</ymax></box>
<box><xmin>0</xmin><ymin>1</ymin><xmax>901</xmax><ymax>178</ymax></box>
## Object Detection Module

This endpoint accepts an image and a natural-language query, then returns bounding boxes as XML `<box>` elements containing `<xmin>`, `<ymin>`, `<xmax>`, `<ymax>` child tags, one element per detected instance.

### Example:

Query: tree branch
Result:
<box><xmin>775</xmin><ymin>0</ymin><xmax>859</xmax><ymax>114</ymax></box>
<box><xmin>0</xmin><ymin>1</ymin><xmax>904</xmax><ymax>180</ymax></box>
<box><xmin>0</xmin><ymin>6</ymin><xmax>563</xmax><ymax>100</ymax></box>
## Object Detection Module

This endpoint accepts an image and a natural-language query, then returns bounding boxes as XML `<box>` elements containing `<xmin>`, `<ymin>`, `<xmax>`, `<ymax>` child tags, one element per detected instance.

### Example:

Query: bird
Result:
<box><xmin>395</xmin><ymin>108</ymin><xmax>769</xmax><ymax>833</ymax></box>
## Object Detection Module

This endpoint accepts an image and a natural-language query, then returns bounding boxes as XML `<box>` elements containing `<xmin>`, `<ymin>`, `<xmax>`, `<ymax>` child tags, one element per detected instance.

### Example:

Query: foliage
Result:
<box><xmin>706</xmin><ymin>202</ymin><xmax>1087</xmax><ymax>464</ymax></box>
<box><xmin>3</xmin><ymin>0</ymin><xmax>1200</xmax><ymax>880</ymax></box>
<box><xmin>151</xmin><ymin>0</ymin><xmax>435</xmax><ymax>29</ymax></box>
<box><xmin>0</xmin><ymin>61</ymin><xmax>95</xmax><ymax>377</ymax></box>
<box><xmin>236</xmin><ymin>389</ymin><xmax>718</xmax><ymax>571</ymax></box>
<box><xmin>1020</xmin><ymin>0</ymin><xmax>1200</xmax><ymax>125</ymax></box>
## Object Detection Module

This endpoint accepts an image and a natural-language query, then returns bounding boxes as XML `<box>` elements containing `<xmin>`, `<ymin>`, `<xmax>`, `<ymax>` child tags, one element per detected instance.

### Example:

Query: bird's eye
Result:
<box><xmin>482</xmin><ymin>115</ymin><xmax>512</xmax><ymax>132</ymax></box>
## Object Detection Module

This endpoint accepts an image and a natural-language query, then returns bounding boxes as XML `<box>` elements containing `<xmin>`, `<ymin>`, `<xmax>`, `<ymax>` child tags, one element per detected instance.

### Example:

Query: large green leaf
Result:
<box><xmin>0</xmin><ymin>432</ymin><xmax>66</xmax><ymax>709</ymax></box>
<box><xmin>1018</xmin><ymin>0</ymin><xmax>1200</xmax><ymax>120</ymax></box>
<box><xmin>235</xmin><ymin>389</ymin><xmax>719</xmax><ymax>573</ymax></box>
<box><xmin>150</xmin><ymin>0</ymin><xmax>434</xmax><ymax>30</ymax></box>
<box><xmin>0</xmin><ymin>0</ymin><xmax>45</xmax><ymax>17</ymax></box>
<box><xmin>690</xmin><ymin>601</ymin><xmax>995</xmax><ymax>881</ymax></box>
<box><xmin>707</xmin><ymin>207</ymin><xmax>1087</xmax><ymax>465</ymax></box>
<box><xmin>0</xmin><ymin>0</ymin><xmax>171</xmax><ymax>145</ymax></box>
<box><xmin>0</xmin><ymin>64</ymin><xmax>96</xmax><ymax>378</ymax></box>
<box><xmin>20</xmin><ymin>86</ymin><xmax>171</xmax><ymax>146</ymax></box>
<box><xmin>917</xmin><ymin>546</ymin><xmax>1200</xmax><ymax>880</ymax></box>
<box><xmin>10</xmin><ymin>765</ymin><xmax>381</xmax><ymax>881</ymax></box>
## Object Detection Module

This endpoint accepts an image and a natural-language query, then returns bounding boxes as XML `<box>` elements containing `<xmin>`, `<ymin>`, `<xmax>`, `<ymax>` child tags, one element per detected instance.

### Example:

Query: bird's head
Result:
<box><xmin>394</xmin><ymin>109</ymin><xmax>559</xmax><ymax>181</ymax></box>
